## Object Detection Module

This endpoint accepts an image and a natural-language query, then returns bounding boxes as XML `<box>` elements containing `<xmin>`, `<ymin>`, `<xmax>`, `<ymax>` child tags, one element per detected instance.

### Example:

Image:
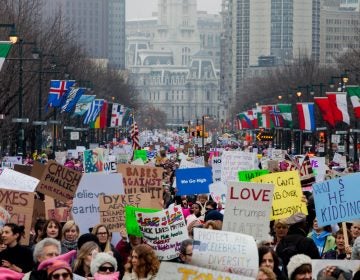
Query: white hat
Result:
<box><xmin>90</xmin><ymin>252</ymin><xmax>117</xmax><ymax>276</ymax></box>
<box><xmin>287</xmin><ymin>254</ymin><xmax>312</xmax><ymax>279</ymax></box>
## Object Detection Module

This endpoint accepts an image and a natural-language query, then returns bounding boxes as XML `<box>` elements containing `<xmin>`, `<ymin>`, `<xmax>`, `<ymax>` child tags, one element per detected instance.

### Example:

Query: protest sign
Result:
<box><xmin>211</xmin><ymin>156</ymin><xmax>222</xmax><ymax>182</ymax></box>
<box><xmin>238</xmin><ymin>170</ymin><xmax>269</xmax><ymax>182</ymax></box>
<box><xmin>72</xmin><ymin>173</ymin><xmax>124</xmax><ymax>234</ymax></box>
<box><xmin>30</xmin><ymin>161</ymin><xmax>46</xmax><ymax>179</ymax></box>
<box><xmin>55</xmin><ymin>151</ymin><xmax>67</xmax><ymax>165</ymax></box>
<box><xmin>45</xmin><ymin>196</ymin><xmax>71</xmax><ymax>222</ymax></box>
<box><xmin>179</xmin><ymin>159</ymin><xmax>203</xmax><ymax>169</ymax></box>
<box><xmin>67</xmin><ymin>149</ymin><xmax>79</xmax><ymax>159</ymax></box>
<box><xmin>311</xmin><ymin>157</ymin><xmax>326</xmax><ymax>183</ymax></box>
<box><xmin>175</xmin><ymin>167</ymin><xmax>212</xmax><ymax>195</ymax></box>
<box><xmin>1</xmin><ymin>156</ymin><xmax>22</xmax><ymax>169</ymax></box>
<box><xmin>99</xmin><ymin>194</ymin><xmax>126</xmax><ymax>234</ymax></box>
<box><xmin>116</xmin><ymin>154</ymin><xmax>129</xmax><ymax>164</ymax></box>
<box><xmin>209</xmin><ymin>182</ymin><xmax>227</xmax><ymax>206</ymax></box>
<box><xmin>223</xmin><ymin>181</ymin><xmax>274</xmax><ymax>241</ymax></box>
<box><xmin>84</xmin><ymin>148</ymin><xmax>105</xmax><ymax>173</ymax></box>
<box><xmin>267</xmin><ymin>160</ymin><xmax>279</xmax><ymax>172</ymax></box>
<box><xmin>192</xmin><ymin>228</ymin><xmax>258</xmax><ymax>277</ymax></box>
<box><xmin>192</xmin><ymin>156</ymin><xmax>205</xmax><ymax>166</ymax></box>
<box><xmin>221</xmin><ymin>151</ymin><xmax>257</xmax><ymax>183</ymax></box>
<box><xmin>36</xmin><ymin>160</ymin><xmax>82</xmax><ymax>202</ymax></box>
<box><xmin>125</xmin><ymin>205</ymin><xmax>159</xmax><ymax>237</ymax></box>
<box><xmin>32</xmin><ymin>198</ymin><xmax>46</xmax><ymax>227</ymax></box>
<box><xmin>251</xmin><ymin>171</ymin><xmax>307</xmax><ymax>220</ymax></box>
<box><xmin>157</xmin><ymin>262</ymin><xmax>253</xmax><ymax>280</ymax></box>
<box><xmin>13</xmin><ymin>164</ymin><xmax>32</xmax><ymax>176</ymax></box>
<box><xmin>312</xmin><ymin>173</ymin><xmax>360</xmax><ymax>226</ymax></box>
<box><xmin>312</xmin><ymin>260</ymin><xmax>360</xmax><ymax>280</ymax></box>
<box><xmin>118</xmin><ymin>164</ymin><xmax>163</xmax><ymax>209</ymax></box>
<box><xmin>134</xmin><ymin>150</ymin><xmax>147</xmax><ymax>162</ymax></box>
<box><xmin>270</xmin><ymin>149</ymin><xmax>285</xmax><ymax>161</ymax></box>
<box><xmin>0</xmin><ymin>168</ymin><xmax>39</xmax><ymax>192</ymax></box>
<box><xmin>103</xmin><ymin>161</ymin><xmax>117</xmax><ymax>173</ymax></box>
<box><xmin>135</xmin><ymin>205</ymin><xmax>188</xmax><ymax>260</ymax></box>
<box><xmin>0</xmin><ymin>188</ymin><xmax>34</xmax><ymax>245</ymax></box>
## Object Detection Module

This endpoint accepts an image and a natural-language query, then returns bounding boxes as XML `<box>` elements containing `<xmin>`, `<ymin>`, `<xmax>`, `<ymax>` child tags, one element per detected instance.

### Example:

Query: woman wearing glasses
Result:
<box><xmin>123</xmin><ymin>244</ymin><xmax>160</xmax><ymax>280</ymax></box>
<box><xmin>47</xmin><ymin>260</ymin><xmax>73</xmax><ymax>280</ymax></box>
<box><xmin>90</xmin><ymin>252</ymin><xmax>119</xmax><ymax>279</ymax></box>
<box><xmin>178</xmin><ymin>239</ymin><xmax>193</xmax><ymax>264</ymax></box>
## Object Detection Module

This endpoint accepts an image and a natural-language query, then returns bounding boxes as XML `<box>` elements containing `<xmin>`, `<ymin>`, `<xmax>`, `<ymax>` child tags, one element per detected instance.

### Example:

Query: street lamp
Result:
<box><xmin>296</xmin><ymin>91</ymin><xmax>302</xmax><ymax>101</ymax></box>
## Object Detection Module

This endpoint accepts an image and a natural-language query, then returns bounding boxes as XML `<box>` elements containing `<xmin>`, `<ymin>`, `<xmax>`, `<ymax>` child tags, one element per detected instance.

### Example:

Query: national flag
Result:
<box><xmin>297</xmin><ymin>102</ymin><xmax>315</xmax><ymax>131</ymax></box>
<box><xmin>0</xmin><ymin>41</ymin><xmax>12</xmax><ymax>72</ymax></box>
<box><xmin>314</xmin><ymin>97</ymin><xmax>335</xmax><ymax>127</ymax></box>
<box><xmin>269</xmin><ymin>105</ymin><xmax>284</xmax><ymax>127</ymax></box>
<box><xmin>110</xmin><ymin>103</ymin><xmax>123</xmax><ymax>127</ymax></box>
<box><xmin>326</xmin><ymin>92</ymin><xmax>350</xmax><ymax>125</ymax></box>
<box><xmin>131</xmin><ymin>119</ymin><xmax>140</xmax><ymax>151</ymax></box>
<box><xmin>346</xmin><ymin>86</ymin><xmax>360</xmax><ymax>118</ymax></box>
<box><xmin>122</xmin><ymin>107</ymin><xmax>132</xmax><ymax>126</ymax></box>
<box><xmin>278</xmin><ymin>104</ymin><xmax>293</xmax><ymax>128</ymax></box>
<box><xmin>84</xmin><ymin>99</ymin><xmax>104</xmax><ymax>125</ymax></box>
<box><xmin>257</xmin><ymin>105</ymin><xmax>273</xmax><ymax>129</ymax></box>
<box><xmin>74</xmin><ymin>95</ymin><xmax>96</xmax><ymax>116</ymax></box>
<box><xmin>60</xmin><ymin>87</ymin><xmax>85</xmax><ymax>113</ymax></box>
<box><xmin>90</xmin><ymin>100</ymin><xmax>108</xmax><ymax>129</ymax></box>
<box><xmin>238</xmin><ymin>112</ymin><xmax>253</xmax><ymax>129</ymax></box>
<box><xmin>47</xmin><ymin>80</ymin><xmax>75</xmax><ymax>108</ymax></box>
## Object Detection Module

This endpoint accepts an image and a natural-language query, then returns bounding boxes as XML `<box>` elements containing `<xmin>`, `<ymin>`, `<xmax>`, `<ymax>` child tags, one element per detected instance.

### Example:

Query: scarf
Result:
<box><xmin>62</xmin><ymin>239</ymin><xmax>78</xmax><ymax>253</ymax></box>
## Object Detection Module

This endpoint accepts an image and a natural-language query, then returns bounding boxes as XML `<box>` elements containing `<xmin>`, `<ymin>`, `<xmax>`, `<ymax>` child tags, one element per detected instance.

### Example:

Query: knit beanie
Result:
<box><xmin>0</xmin><ymin>267</ymin><xmax>24</xmax><ymax>280</ymax></box>
<box><xmin>46</xmin><ymin>260</ymin><xmax>72</xmax><ymax>276</ymax></box>
<box><xmin>204</xmin><ymin>209</ymin><xmax>223</xmax><ymax>222</ymax></box>
<box><xmin>38</xmin><ymin>250</ymin><xmax>77</xmax><ymax>271</ymax></box>
<box><xmin>287</xmin><ymin>254</ymin><xmax>312</xmax><ymax>279</ymax></box>
<box><xmin>78</xmin><ymin>233</ymin><xmax>99</xmax><ymax>250</ymax></box>
<box><xmin>90</xmin><ymin>252</ymin><xmax>118</xmax><ymax>276</ymax></box>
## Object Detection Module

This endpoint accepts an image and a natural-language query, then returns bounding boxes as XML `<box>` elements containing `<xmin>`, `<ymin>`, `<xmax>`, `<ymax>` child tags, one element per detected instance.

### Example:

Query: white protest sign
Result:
<box><xmin>333</xmin><ymin>153</ymin><xmax>343</xmax><ymax>164</ymax></box>
<box><xmin>179</xmin><ymin>159</ymin><xmax>203</xmax><ymax>169</ymax></box>
<box><xmin>0</xmin><ymin>168</ymin><xmax>39</xmax><ymax>192</ymax></box>
<box><xmin>1</xmin><ymin>156</ymin><xmax>22</xmax><ymax>169</ymax></box>
<box><xmin>192</xmin><ymin>156</ymin><xmax>205</xmax><ymax>166</ymax></box>
<box><xmin>192</xmin><ymin>228</ymin><xmax>258</xmax><ymax>277</ymax></box>
<box><xmin>157</xmin><ymin>262</ymin><xmax>254</xmax><ymax>280</ymax></box>
<box><xmin>223</xmin><ymin>181</ymin><xmax>274</xmax><ymax>241</ymax></box>
<box><xmin>270</xmin><ymin>149</ymin><xmax>285</xmax><ymax>161</ymax></box>
<box><xmin>103</xmin><ymin>161</ymin><xmax>117</xmax><ymax>173</ymax></box>
<box><xmin>221</xmin><ymin>151</ymin><xmax>257</xmax><ymax>183</ymax></box>
<box><xmin>211</xmin><ymin>156</ymin><xmax>222</xmax><ymax>182</ymax></box>
<box><xmin>72</xmin><ymin>173</ymin><xmax>124</xmax><ymax>234</ymax></box>
<box><xmin>310</xmin><ymin>157</ymin><xmax>326</xmax><ymax>183</ymax></box>
<box><xmin>209</xmin><ymin>181</ymin><xmax>227</xmax><ymax>206</ymax></box>
<box><xmin>312</xmin><ymin>260</ymin><xmax>360</xmax><ymax>280</ymax></box>
<box><xmin>67</xmin><ymin>149</ymin><xmax>79</xmax><ymax>159</ymax></box>
<box><xmin>76</xmin><ymin>146</ymin><xmax>86</xmax><ymax>153</ymax></box>
<box><xmin>55</xmin><ymin>152</ymin><xmax>67</xmax><ymax>165</ymax></box>
<box><xmin>135</xmin><ymin>205</ymin><xmax>188</xmax><ymax>260</ymax></box>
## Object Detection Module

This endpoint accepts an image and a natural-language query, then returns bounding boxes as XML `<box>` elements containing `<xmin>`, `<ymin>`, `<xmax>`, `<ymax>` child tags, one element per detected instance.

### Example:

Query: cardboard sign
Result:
<box><xmin>0</xmin><ymin>168</ymin><xmax>39</xmax><ymax>192</ymax></box>
<box><xmin>45</xmin><ymin>196</ymin><xmax>71</xmax><ymax>223</ymax></box>
<box><xmin>175</xmin><ymin>167</ymin><xmax>212</xmax><ymax>195</ymax></box>
<box><xmin>99</xmin><ymin>195</ymin><xmax>126</xmax><ymax>234</ymax></box>
<box><xmin>135</xmin><ymin>205</ymin><xmax>188</xmax><ymax>260</ymax></box>
<box><xmin>157</xmin><ymin>262</ymin><xmax>253</xmax><ymax>280</ymax></box>
<box><xmin>251</xmin><ymin>171</ymin><xmax>308</xmax><ymax>220</ymax></box>
<box><xmin>32</xmin><ymin>198</ymin><xmax>46</xmax><ymax>228</ymax></box>
<box><xmin>125</xmin><ymin>205</ymin><xmax>159</xmax><ymax>237</ymax></box>
<box><xmin>0</xmin><ymin>188</ymin><xmax>34</xmax><ymax>245</ymax></box>
<box><xmin>313</xmin><ymin>173</ymin><xmax>360</xmax><ymax>226</ymax></box>
<box><xmin>223</xmin><ymin>181</ymin><xmax>274</xmax><ymax>241</ymax></box>
<box><xmin>238</xmin><ymin>170</ymin><xmax>269</xmax><ymax>182</ymax></box>
<box><xmin>221</xmin><ymin>151</ymin><xmax>257</xmax><ymax>183</ymax></box>
<box><xmin>72</xmin><ymin>173</ymin><xmax>125</xmax><ymax>234</ymax></box>
<box><xmin>36</xmin><ymin>160</ymin><xmax>82</xmax><ymax>202</ymax></box>
<box><xmin>13</xmin><ymin>164</ymin><xmax>32</xmax><ymax>176</ymax></box>
<box><xmin>30</xmin><ymin>161</ymin><xmax>46</xmax><ymax>179</ymax></box>
<box><xmin>209</xmin><ymin>182</ymin><xmax>227</xmax><ymax>206</ymax></box>
<box><xmin>192</xmin><ymin>228</ymin><xmax>258</xmax><ymax>277</ymax></box>
<box><xmin>118</xmin><ymin>164</ymin><xmax>163</xmax><ymax>209</ymax></box>
<box><xmin>134</xmin><ymin>150</ymin><xmax>147</xmax><ymax>162</ymax></box>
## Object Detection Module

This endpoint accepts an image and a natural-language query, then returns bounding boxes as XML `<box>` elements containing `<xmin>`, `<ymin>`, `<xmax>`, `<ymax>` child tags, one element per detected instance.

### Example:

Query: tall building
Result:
<box><xmin>41</xmin><ymin>0</ymin><xmax>126</xmax><ymax>69</ymax></box>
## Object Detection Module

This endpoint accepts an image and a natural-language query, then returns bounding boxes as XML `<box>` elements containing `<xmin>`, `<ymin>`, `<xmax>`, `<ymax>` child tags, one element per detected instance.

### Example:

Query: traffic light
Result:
<box><xmin>319</xmin><ymin>132</ymin><xmax>325</xmax><ymax>142</ymax></box>
<box><xmin>196</xmin><ymin>126</ymin><xmax>201</xmax><ymax>137</ymax></box>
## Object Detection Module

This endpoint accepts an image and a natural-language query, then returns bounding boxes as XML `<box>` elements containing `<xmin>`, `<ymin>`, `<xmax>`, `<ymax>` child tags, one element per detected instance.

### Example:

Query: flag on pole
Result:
<box><xmin>47</xmin><ymin>80</ymin><xmax>75</xmax><ymax>108</ymax></box>
<box><xmin>0</xmin><ymin>41</ymin><xmax>12</xmax><ymax>72</ymax></box>
<box><xmin>84</xmin><ymin>99</ymin><xmax>104</xmax><ymax>125</ymax></box>
<box><xmin>110</xmin><ymin>103</ymin><xmax>123</xmax><ymax>127</ymax></box>
<box><xmin>73</xmin><ymin>95</ymin><xmax>96</xmax><ymax>116</ymax></box>
<box><xmin>297</xmin><ymin>102</ymin><xmax>315</xmax><ymax>131</ymax></box>
<box><xmin>238</xmin><ymin>112</ymin><xmax>253</xmax><ymax>129</ymax></box>
<box><xmin>314</xmin><ymin>97</ymin><xmax>335</xmax><ymax>127</ymax></box>
<box><xmin>257</xmin><ymin>105</ymin><xmax>273</xmax><ymax>129</ymax></box>
<box><xmin>269</xmin><ymin>105</ymin><xmax>284</xmax><ymax>127</ymax></box>
<box><xmin>326</xmin><ymin>92</ymin><xmax>350</xmax><ymax>125</ymax></box>
<box><xmin>131</xmin><ymin>118</ymin><xmax>141</xmax><ymax>151</ymax></box>
<box><xmin>346</xmin><ymin>86</ymin><xmax>360</xmax><ymax>118</ymax></box>
<box><xmin>60</xmin><ymin>87</ymin><xmax>85</xmax><ymax>113</ymax></box>
<box><xmin>278</xmin><ymin>104</ymin><xmax>293</xmax><ymax>128</ymax></box>
<box><xmin>90</xmin><ymin>100</ymin><xmax>108</xmax><ymax>129</ymax></box>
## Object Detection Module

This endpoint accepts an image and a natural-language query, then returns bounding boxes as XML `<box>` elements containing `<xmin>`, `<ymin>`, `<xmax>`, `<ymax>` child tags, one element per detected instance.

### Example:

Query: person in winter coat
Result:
<box><xmin>307</xmin><ymin>218</ymin><xmax>335</xmax><ymax>257</ymax></box>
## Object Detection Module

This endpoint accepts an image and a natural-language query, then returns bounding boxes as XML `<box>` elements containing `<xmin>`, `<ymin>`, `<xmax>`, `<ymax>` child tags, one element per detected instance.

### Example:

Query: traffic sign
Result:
<box><xmin>256</xmin><ymin>131</ymin><xmax>273</xmax><ymax>141</ymax></box>
<box><xmin>12</xmin><ymin>118</ymin><xmax>29</xmax><ymax>123</ymax></box>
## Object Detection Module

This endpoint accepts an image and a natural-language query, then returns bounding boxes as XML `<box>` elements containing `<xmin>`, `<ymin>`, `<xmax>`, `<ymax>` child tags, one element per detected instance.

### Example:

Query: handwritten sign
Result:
<box><xmin>103</xmin><ymin>161</ymin><xmax>117</xmax><ymax>173</ymax></box>
<box><xmin>157</xmin><ymin>262</ymin><xmax>253</xmax><ymax>280</ymax></box>
<box><xmin>221</xmin><ymin>151</ymin><xmax>257</xmax><ymax>183</ymax></box>
<box><xmin>211</xmin><ymin>156</ymin><xmax>222</xmax><ymax>182</ymax></box>
<box><xmin>0</xmin><ymin>188</ymin><xmax>34</xmax><ymax>245</ymax></box>
<box><xmin>118</xmin><ymin>164</ymin><xmax>163</xmax><ymax>209</ymax></box>
<box><xmin>14</xmin><ymin>164</ymin><xmax>32</xmax><ymax>176</ymax></box>
<box><xmin>251</xmin><ymin>171</ymin><xmax>307</xmax><ymax>220</ymax></box>
<box><xmin>311</xmin><ymin>157</ymin><xmax>326</xmax><ymax>183</ymax></box>
<box><xmin>312</xmin><ymin>260</ymin><xmax>360</xmax><ymax>280</ymax></box>
<box><xmin>45</xmin><ymin>196</ymin><xmax>71</xmax><ymax>223</ymax></box>
<box><xmin>0</xmin><ymin>168</ymin><xmax>39</xmax><ymax>192</ymax></box>
<box><xmin>176</xmin><ymin>167</ymin><xmax>212</xmax><ymax>195</ymax></box>
<box><xmin>192</xmin><ymin>228</ymin><xmax>258</xmax><ymax>277</ymax></box>
<box><xmin>238</xmin><ymin>170</ymin><xmax>269</xmax><ymax>182</ymax></box>
<box><xmin>36</xmin><ymin>160</ymin><xmax>82</xmax><ymax>202</ymax></box>
<box><xmin>134</xmin><ymin>150</ymin><xmax>147</xmax><ymax>162</ymax></box>
<box><xmin>99</xmin><ymin>195</ymin><xmax>126</xmax><ymax>234</ymax></box>
<box><xmin>135</xmin><ymin>205</ymin><xmax>188</xmax><ymax>260</ymax></box>
<box><xmin>313</xmin><ymin>173</ymin><xmax>360</xmax><ymax>226</ymax></box>
<box><xmin>125</xmin><ymin>205</ymin><xmax>159</xmax><ymax>237</ymax></box>
<box><xmin>223</xmin><ymin>181</ymin><xmax>274</xmax><ymax>240</ymax></box>
<box><xmin>209</xmin><ymin>182</ymin><xmax>227</xmax><ymax>206</ymax></box>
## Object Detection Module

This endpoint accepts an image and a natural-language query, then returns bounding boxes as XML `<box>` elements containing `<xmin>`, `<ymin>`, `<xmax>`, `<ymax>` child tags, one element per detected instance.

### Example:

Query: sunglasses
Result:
<box><xmin>52</xmin><ymin>272</ymin><xmax>70</xmax><ymax>280</ymax></box>
<box><xmin>98</xmin><ymin>266</ymin><xmax>115</xmax><ymax>273</ymax></box>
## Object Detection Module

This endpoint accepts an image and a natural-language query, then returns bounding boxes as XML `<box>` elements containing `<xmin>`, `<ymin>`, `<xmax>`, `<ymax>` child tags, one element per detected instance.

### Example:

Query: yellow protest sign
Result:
<box><xmin>251</xmin><ymin>170</ymin><xmax>307</xmax><ymax>220</ymax></box>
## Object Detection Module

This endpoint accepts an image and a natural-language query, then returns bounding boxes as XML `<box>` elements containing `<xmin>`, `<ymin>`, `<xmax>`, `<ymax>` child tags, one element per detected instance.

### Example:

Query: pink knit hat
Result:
<box><xmin>0</xmin><ymin>267</ymin><xmax>24</xmax><ymax>280</ymax></box>
<box><xmin>38</xmin><ymin>249</ymin><xmax>77</xmax><ymax>271</ymax></box>
<box><xmin>46</xmin><ymin>260</ymin><xmax>72</xmax><ymax>276</ymax></box>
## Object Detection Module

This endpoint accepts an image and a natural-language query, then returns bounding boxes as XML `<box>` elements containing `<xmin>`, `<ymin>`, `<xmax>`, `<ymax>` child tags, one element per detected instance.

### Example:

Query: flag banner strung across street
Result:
<box><xmin>346</xmin><ymin>86</ymin><xmax>360</xmax><ymax>118</ymax></box>
<box><xmin>110</xmin><ymin>103</ymin><xmax>124</xmax><ymax>127</ymax></box>
<box><xmin>278</xmin><ymin>103</ymin><xmax>293</xmax><ymax>128</ymax></box>
<box><xmin>257</xmin><ymin>105</ymin><xmax>273</xmax><ymax>129</ymax></box>
<box><xmin>296</xmin><ymin>102</ymin><xmax>315</xmax><ymax>131</ymax></box>
<box><xmin>73</xmin><ymin>95</ymin><xmax>96</xmax><ymax>116</ymax></box>
<box><xmin>326</xmin><ymin>92</ymin><xmax>350</xmax><ymax>125</ymax></box>
<box><xmin>83</xmin><ymin>99</ymin><xmax>104</xmax><ymax>124</ymax></box>
<box><xmin>314</xmin><ymin>97</ymin><xmax>335</xmax><ymax>127</ymax></box>
<box><xmin>90</xmin><ymin>100</ymin><xmax>108</xmax><ymax>129</ymax></box>
<box><xmin>0</xmin><ymin>41</ymin><xmax>12</xmax><ymax>72</ymax></box>
<box><xmin>269</xmin><ymin>105</ymin><xmax>284</xmax><ymax>127</ymax></box>
<box><xmin>60</xmin><ymin>87</ymin><xmax>85</xmax><ymax>113</ymax></box>
<box><xmin>47</xmin><ymin>80</ymin><xmax>76</xmax><ymax>108</ymax></box>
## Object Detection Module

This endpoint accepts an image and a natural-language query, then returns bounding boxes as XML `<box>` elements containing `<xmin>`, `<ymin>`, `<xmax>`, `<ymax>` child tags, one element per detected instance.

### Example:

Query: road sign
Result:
<box><xmin>12</xmin><ymin>118</ymin><xmax>29</xmax><ymax>123</ymax></box>
<box><xmin>32</xmin><ymin>121</ymin><xmax>47</xmax><ymax>126</ymax></box>
<box><xmin>70</xmin><ymin>132</ymin><xmax>80</xmax><ymax>140</ymax></box>
<box><xmin>256</xmin><ymin>131</ymin><xmax>273</xmax><ymax>141</ymax></box>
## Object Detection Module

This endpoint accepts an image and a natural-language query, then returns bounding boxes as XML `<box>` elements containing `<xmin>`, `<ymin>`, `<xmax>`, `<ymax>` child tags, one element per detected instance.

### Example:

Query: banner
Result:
<box><xmin>0</xmin><ymin>168</ymin><xmax>39</xmax><ymax>192</ymax></box>
<box><xmin>223</xmin><ymin>181</ymin><xmax>274</xmax><ymax>241</ymax></box>
<box><xmin>99</xmin><ymin>195</ymin><xmax>126</xmax><ymax>234</ymax></box>
<box><xmin>36</xmin><ymin>160</ymin><xmax>82</xmax><ymax>202</ymax></box>
<box><xmin>175</xmin><ymin>167</ymin><xmax>212</xmax><ymax>195</ymax></box>
<box><xmin>157</xmin><ymin>262</ymin><xmax>253</xmax><ymax>280</ymax></box>
<box><xmin>125</xmin><ymin>205</ymin><xmax>159</xmax><ymax>237</ymax></box>
<box><xmin>221</xmin><ymin>151</ymin><xmax>257</xmax><ymax>183</ymax></box>
<box><xmin>313</xmin><ymin>173</ymin><xmax>360</xmax><ymax>226</ymax></box>
<box><xmin>251</xmin><ymin>171</ymin><xmax>307</xmax><ymax>220</ymax></box>
<box><xmin>192</xmin><ymin>228</ymin><xmax>258</xmax><ymax>277</ymax></box>
<box><xmin>238</xmin><ymin>170</ymin><xmax>269</xmax><ymax>182</ymax></box>
<box><xmin>135</xmin><ymin>205</ymin><xmax>188</xmax><ymax>260</ymax></box>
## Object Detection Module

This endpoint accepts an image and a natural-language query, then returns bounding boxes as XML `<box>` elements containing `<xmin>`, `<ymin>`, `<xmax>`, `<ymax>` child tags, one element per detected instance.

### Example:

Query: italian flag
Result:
<box><xmin>278</xmin><ymin>104</ymin><xmax>293</xmax><ymax>127</ymax></box>
<box><xmin>0</xmin><ymin>41</ymin><xmax>12</xmax><ymax>71</ymax></box>
<box><xmin>347</xmin><ymin>86</ymin><xmax>360</xmax><ymax>118</ymax></box>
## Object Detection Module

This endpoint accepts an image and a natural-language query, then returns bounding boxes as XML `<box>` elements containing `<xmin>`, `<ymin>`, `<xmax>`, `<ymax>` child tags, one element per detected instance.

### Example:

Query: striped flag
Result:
<box><xmin>131</xmin><ymin>119</ymin><xmax>140</xmax><ymax>150</ymax></box>
<box><xmin>0</xmin><ymin>41</ymin><xmax>12</xmax><ymax>72</ymax></box>
<box><xmin>110</xmin><ymin>103</ymin><xmax>123</xmax><ymax>127</ymax></box>
<box><xmin>74</xmin><ymin>95</ymin><xmax>96</xmax><ymax>116</ymax></box>
<box><xmin>60</xmin><ymin>87</ymin><xmax>85</xmax><ymax>113</ymax></box>
<box><xmin>326</xmin><ymin>92</ymin><xmax>350</xmax><ymax>125</ymax></box>
<box><xmin>90</xmin><ymin>100</ymin><xmax>108</xmax><ymax>129</ymax></box>
<box><xmin>83</xmin><ymin>99</ymin><xmax>104</xmax><ymax>125</ymax></box>
<box><xmin>297</xmin><ymin>102</ymin><xmax>315</xmax><ymax>131</ymax></box>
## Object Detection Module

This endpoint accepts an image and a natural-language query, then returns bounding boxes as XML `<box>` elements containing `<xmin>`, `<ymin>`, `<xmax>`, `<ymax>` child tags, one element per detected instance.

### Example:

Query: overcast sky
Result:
<box><xmin>126</xmin><ymin>0</ymin><xmax>222</xmax><ymax>19</ymax></box>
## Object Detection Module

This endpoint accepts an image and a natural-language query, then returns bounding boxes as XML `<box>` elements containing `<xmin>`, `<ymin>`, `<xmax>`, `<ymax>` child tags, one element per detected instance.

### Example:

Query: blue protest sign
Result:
<box><xmin>176</xmin><ymin>167</ymin><xmax>213</xmax><ymax>195</ymax></box>
<box><xmin>312</xmin><ymin>173</ymin><xmax>360</xmax><ymax>226</ymax></box>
